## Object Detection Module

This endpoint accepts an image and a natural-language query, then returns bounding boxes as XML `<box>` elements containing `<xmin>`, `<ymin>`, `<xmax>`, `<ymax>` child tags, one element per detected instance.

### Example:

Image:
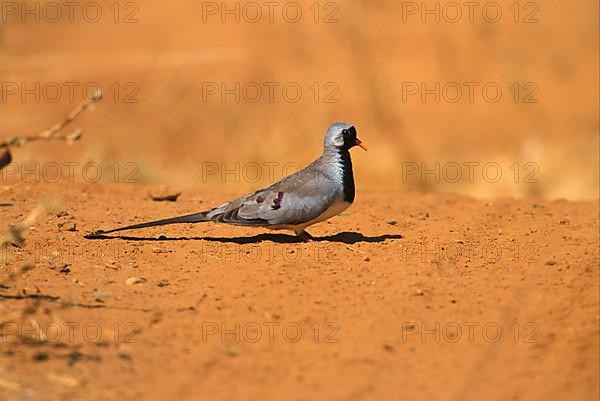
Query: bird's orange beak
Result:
<box><xmin>356</xmin><ymin>138</ymin><xmax>367</xmax><ymax>151</ymax></box>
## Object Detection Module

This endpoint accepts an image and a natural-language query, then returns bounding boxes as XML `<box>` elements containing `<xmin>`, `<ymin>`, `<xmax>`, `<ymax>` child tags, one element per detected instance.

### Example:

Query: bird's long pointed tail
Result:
<box><xmin>86</xmin><ymin>211</ymin><xmax>210</xmax><ymax>237</ymax></box>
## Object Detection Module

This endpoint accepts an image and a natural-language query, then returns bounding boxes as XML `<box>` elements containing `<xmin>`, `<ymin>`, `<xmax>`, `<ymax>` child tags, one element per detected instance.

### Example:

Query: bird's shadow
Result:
<box><xmin>84</xmin><ymin>231</ymin><xmax>402</xmax><ymax>245</ymax></box>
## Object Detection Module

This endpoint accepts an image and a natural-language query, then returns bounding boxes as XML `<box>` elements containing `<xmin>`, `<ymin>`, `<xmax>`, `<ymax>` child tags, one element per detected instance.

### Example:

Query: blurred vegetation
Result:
<box><xmin>0</xmin><ymin>0</ymin><xmax>598</xmax><ymax>199</ymax></box>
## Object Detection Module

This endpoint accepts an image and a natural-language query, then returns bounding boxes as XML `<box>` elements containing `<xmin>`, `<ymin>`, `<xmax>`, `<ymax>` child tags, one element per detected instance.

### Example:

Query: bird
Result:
<box><xmin>86</xmin><ymin>123</ymin><xmax>366</xmax><ymax>241</ymax></box>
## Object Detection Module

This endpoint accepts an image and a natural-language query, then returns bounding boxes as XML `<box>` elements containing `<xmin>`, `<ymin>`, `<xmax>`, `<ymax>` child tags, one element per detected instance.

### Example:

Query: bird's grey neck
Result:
<box><xmin>323</xmin><ymin>145</ymin><xmax>344</xmax><ymax>158</ymax></box>
<box><xmin>321</xmin><ymin>147</ymin><xmax>349</xmax><ymax>169</ymax></box>
<box><xmin>322</xmin><ymin>146</ymin><xmax>355</xmax><ymax>203</ymax></box>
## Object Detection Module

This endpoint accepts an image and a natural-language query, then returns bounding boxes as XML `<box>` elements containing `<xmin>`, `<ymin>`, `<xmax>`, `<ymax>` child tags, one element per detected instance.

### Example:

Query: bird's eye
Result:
<box><xmin>342</xmin><ymin>129</ymin><xmax>348</xmax><ymax>136</ymax></box>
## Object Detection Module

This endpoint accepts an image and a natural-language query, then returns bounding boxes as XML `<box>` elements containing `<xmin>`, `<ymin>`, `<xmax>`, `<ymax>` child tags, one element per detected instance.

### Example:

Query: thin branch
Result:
<box><xmin>0</xmin><ymin>89</ymin><xmax>102</xmax><ymax>149</ymax></box>
<box><xmin>0</xmin><ymin>293</ymin><xmax>59</xmax><ymax>301</ymax></box>
<box><xmin>0</xmin><ymin>294</ymin><xmax>153</xmax><ymax>312</ymax></box>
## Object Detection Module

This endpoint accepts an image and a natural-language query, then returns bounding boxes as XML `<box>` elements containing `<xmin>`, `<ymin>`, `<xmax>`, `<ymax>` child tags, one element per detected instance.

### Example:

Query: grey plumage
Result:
<box><xmin>87</xmin><ymin>123</ymin><xmax>366</xmax><ymax>240</ymax></box>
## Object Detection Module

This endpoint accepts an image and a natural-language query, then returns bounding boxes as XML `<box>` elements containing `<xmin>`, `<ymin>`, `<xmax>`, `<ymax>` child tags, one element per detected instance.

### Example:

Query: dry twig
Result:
<box><xmin>0</xmin><ymin>90</ymin><xmax>102</xmax><ymax>169</ymax></box>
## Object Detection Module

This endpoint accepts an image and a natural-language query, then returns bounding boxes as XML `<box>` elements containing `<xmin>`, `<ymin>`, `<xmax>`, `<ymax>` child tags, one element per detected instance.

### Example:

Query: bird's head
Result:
<box><xmin>324</xmin><ymin>123</ymin><xmax>367</xmax><ymax>152</ymax></box>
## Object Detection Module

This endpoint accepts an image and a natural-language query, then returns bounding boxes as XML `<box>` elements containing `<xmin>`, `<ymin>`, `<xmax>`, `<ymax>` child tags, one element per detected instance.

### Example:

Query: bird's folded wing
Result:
<box><xmin>206</xmin><ymin>170</ymin><xmax>337</xmax><ymax>226</ymax></box>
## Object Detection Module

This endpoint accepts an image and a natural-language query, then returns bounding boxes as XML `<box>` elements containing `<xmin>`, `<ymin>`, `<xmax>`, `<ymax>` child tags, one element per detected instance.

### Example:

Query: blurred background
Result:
<box><xmin>0</xmin><ymin>0</ymin><xmax>598</xmax><ymax>199</ymax></box>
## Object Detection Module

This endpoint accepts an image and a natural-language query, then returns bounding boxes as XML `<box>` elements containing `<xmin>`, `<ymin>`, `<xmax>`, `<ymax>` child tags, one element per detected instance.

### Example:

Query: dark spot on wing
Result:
<box><xmin>256</xmin><ymin>195</ymin><xmax>265</xmax><ymax>203</ymax></box>
<box><xmin>271</xmin><ymin>192</ymin><xmax>284</xmax><ymax>210</ymax></box>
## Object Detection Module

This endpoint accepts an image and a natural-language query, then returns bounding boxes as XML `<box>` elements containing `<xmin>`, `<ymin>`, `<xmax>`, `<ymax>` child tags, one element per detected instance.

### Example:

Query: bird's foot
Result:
<box><xmin>295</xmin><ymin>230</ymin><xmax>315</xmax><ymax>242</ymax></box>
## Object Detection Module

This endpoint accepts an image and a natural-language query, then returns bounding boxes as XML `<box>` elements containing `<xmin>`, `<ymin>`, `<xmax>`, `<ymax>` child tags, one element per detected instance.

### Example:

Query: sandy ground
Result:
<box><xmin>0</xmin><ymin>182</ymin><xmax>598</xmax><ymax>401</ymax></box>
<box><xmin>0</xmin><ymin>0</ymin><xmax>598</xmax><ymax>399</ymax></box>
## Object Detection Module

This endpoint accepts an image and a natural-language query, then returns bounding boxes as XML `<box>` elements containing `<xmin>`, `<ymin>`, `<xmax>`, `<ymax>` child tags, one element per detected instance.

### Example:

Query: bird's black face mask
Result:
<box><xmin>341</xmin><ymin>126</ymin><xmax>367</xmax><ymax>151</ymax></box>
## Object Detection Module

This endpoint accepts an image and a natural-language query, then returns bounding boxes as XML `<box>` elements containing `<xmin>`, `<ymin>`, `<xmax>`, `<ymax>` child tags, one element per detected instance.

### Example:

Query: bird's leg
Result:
<box><xmin>294</xmin><ymin>229</ymin><xmax>315</xmax><ymax>242</ymax></box>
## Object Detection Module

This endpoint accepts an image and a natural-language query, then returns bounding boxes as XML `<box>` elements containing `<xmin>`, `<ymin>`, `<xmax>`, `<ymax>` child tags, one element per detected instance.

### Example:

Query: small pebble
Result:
<box><xmin>126</xmin><ymin>277</ymin><xmax>147</xmax><ymax>285</ymax></box>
